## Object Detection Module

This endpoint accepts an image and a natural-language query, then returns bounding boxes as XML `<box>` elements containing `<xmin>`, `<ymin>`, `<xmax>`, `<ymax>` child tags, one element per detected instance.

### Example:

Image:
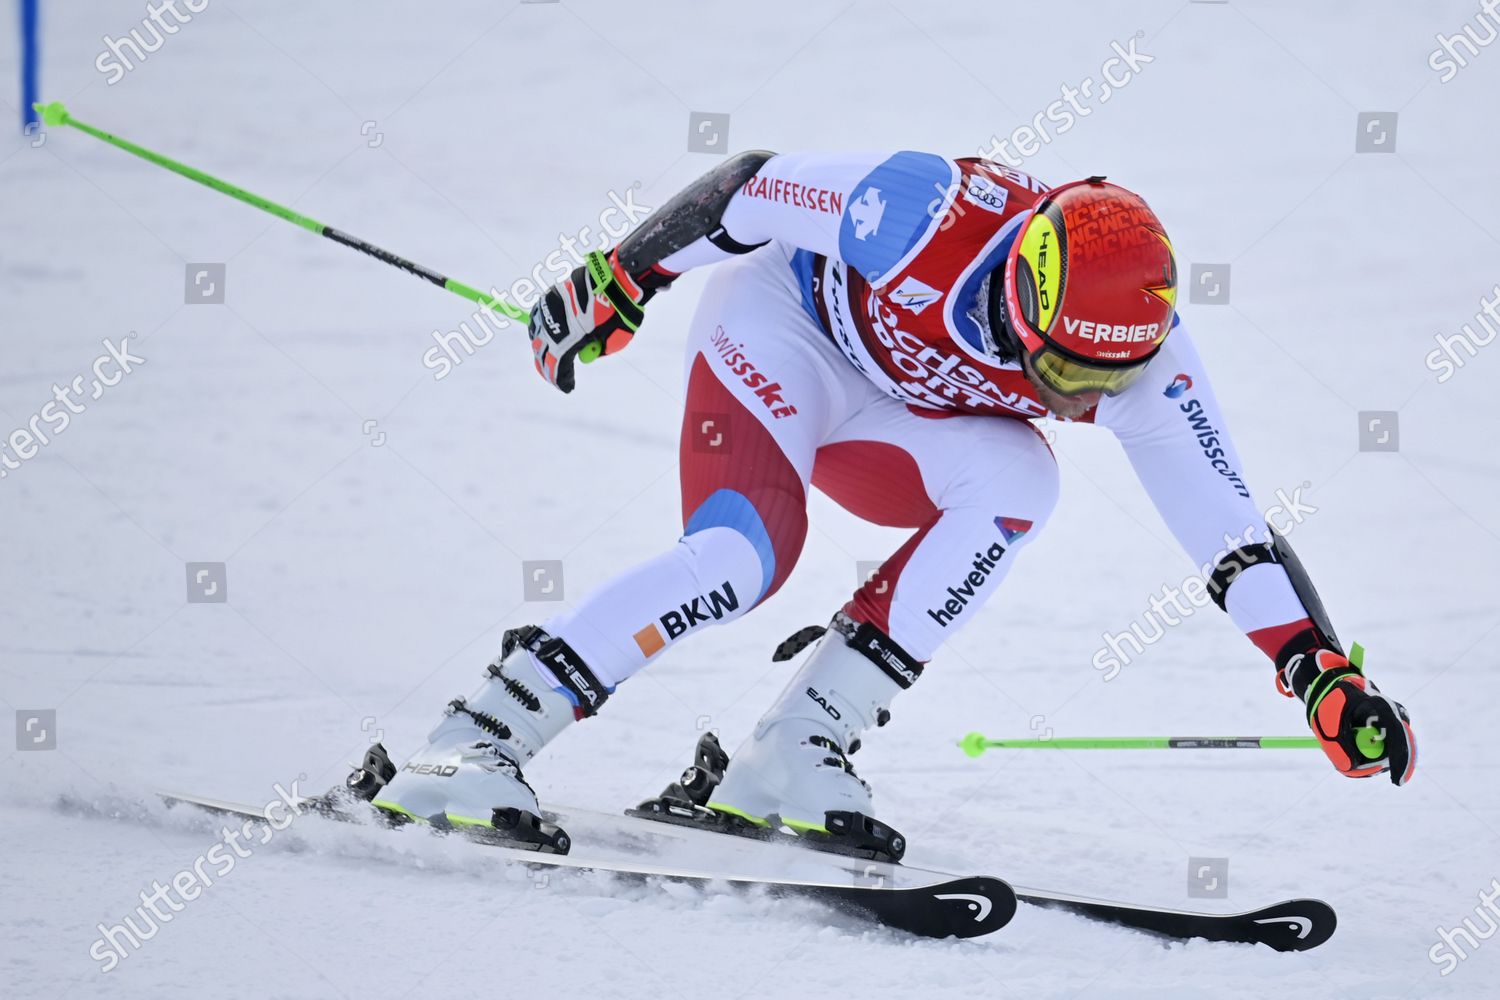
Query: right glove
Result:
<box><xmin>1278</xmin><ymin>647</ymin><xmax>1417</xmax><ymax>786</ymax></box>
<box><xmin>528</xmin><ymin>248</ymin><xmax>650</xmax><ymax>394</ymax></box>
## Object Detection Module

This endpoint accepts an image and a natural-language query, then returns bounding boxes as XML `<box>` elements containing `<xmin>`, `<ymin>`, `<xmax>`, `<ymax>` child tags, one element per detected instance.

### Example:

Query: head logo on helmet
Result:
<box><xmin>1003</xmin><ymin>176</ymin><xmax>1177</xmax><ymax>397</ymax></box>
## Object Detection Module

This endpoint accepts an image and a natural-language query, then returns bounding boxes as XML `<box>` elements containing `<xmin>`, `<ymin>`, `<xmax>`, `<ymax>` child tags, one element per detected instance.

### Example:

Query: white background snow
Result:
<box><xmin>3</xmin><ymin>1</ymin><xmax>1498</xmax><ymax>997</ymax></box>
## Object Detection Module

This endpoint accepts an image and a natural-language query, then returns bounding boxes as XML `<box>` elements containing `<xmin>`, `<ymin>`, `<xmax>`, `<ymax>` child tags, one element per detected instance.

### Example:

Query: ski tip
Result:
<box><xmin>34</xmin><ymin>101</ymin><xmax>69</xmax><ymax>127</ymax></box>
<box><xmin>928</xmin><ymin>876</ymin><xmax>1018</xmax><ymax>938</ymax></box>
<box><xmin>1244</xmin><ymin>898</ymin><xmax>1337</xmax><ymax>952</ymax></box>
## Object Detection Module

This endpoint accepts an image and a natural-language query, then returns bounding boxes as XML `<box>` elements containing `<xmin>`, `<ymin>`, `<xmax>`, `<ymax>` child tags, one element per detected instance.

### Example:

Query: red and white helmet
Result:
<box><xmin>1002</xmin><ymin>176</ymin><xmax>1177</xmax><ymax>396</ymax></box>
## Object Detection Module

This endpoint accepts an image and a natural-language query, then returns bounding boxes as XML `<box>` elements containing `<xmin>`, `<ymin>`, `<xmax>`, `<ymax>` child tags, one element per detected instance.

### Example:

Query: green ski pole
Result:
<box><xmin>957</xmin><ymin>733</ymin><xmax>1325</xmax><ymax>757</ymax></box>
<box><xmin>33</xmin><ymin>101</ymin><xmax>612</xmax><ymax>357</ymax></box>
<box><xmin>962</xmin><ymin>642</ymin><xmax>1389</xmax><ymax>759</ymax></box>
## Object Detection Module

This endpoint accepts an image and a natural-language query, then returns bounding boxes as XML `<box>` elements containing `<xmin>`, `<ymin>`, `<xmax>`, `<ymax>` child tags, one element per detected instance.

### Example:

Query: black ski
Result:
<box><xmin>1012</xmin><ymin>885</ymin><xmax>1336</xmax><ymax>953</ymax></box>
<box><xmin>624</xmin><ymin>733</ymin><xmax>1337</xmax><ymax>952</ymax></box>
<box><xmin>157</xmin><ymin>722</ymin><xmax>1335</xmax><ymax>954</ymax></box>
<box><xmin>602</xmin><ymin>800</ymin><xmax>1337</xmax><ymax>952</ymax></box>
<box><xmin>155</xmin><ymin>790</ymin><xmax>1015</xmax><ymax>940</ymax></box>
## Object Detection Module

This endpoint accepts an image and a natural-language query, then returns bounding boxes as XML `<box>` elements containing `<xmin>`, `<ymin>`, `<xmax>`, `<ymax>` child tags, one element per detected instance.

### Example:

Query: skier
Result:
<box><xmin>361</xmin><ymin>151</ymin><xmax>1417</xmax><ymax>850</ymax></box>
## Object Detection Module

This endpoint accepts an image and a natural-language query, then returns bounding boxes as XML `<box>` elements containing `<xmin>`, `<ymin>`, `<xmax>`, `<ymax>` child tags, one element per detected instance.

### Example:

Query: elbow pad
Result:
<box><xmin>617</xmin><ymin>150</ymin><xmax>776</xmax><ymax>273</ymax></box>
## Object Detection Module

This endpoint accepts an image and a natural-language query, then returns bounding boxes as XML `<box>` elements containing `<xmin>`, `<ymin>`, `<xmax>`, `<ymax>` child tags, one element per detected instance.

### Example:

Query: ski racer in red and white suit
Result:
<box><xmin>370</xmin><ymin>151</ymin><xmax>1416</xmax><ymax>843</ymax></box>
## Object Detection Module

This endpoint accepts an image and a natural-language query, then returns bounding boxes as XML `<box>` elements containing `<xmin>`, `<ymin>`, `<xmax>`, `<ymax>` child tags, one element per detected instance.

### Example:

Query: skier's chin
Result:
<box><xmin>1033</xmin><ymin>380</ymin><xmax>1099</xmax><ymax>419</ymax></box>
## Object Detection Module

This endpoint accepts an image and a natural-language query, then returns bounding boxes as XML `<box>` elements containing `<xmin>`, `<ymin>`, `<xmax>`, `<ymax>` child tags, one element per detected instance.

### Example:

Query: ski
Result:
<box><xmin>157</xmin><ymin>787</ymin><xmax>1333</xmax><ymax>950</ymax></box>
<box><xmin>622</xmin><ymin>733</ymin><xmax>1337</xmax><ymax>951</ymax></box>
<box><xmin>1009</xmin><ymin>885</ymin><xmax>1336</xmax><ymax>953</ymax></box>
<box><xmin>574</xmin><ymin>801</ymin><xmax>1337</xmax><ymax>953</ymax></box>
<box><xmin>156</xmin><ymin>790</ymin><xmax>1016</xmax><ymax>940</ymax></box>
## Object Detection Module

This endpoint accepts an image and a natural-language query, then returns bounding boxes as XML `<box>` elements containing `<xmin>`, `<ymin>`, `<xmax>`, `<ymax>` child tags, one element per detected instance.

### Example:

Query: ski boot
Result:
<box><xmin>365</xmin><ymin>625</ymin><xmax>612</xmax><ymax>853</ymax></box>
<box><xmin>641</xmin><ymin>614</ymin><xmax>919</xmax><ymax>862</ymax></box>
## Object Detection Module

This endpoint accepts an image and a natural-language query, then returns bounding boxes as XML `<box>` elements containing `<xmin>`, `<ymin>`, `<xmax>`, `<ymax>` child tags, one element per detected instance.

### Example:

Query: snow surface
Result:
<box><xmin>3</xmin><ymin>2</ymin><xmax>1499</xmax><ymax>997</ymax></box>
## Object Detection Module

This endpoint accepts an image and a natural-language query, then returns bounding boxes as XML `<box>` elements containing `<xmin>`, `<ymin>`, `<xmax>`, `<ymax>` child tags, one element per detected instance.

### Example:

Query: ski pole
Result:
<box><xmin>962</xmin><ymin>643</ymin><xmax>1392</xmax><ymax>758</ymax></box>
<box><xmin>958</xmin><ymin>733</ymin><xmax>1328</xmax><ymax>758</ymax></box>
<box><xmin>32</xmin><ymin>101</ymin><xmax>608</xmax><ymax>353</ymax></box>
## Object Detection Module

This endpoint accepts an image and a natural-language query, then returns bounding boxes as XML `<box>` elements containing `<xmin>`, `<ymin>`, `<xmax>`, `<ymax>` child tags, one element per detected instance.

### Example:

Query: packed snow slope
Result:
<box><xmin>3</xmin><ymin>2</ymin><xmax>1498</xmax><ymax>997</ymax></box>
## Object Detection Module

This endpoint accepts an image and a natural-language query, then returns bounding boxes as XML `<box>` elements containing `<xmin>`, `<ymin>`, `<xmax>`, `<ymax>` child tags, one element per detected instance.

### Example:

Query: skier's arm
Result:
<box><xmin>1095</xmin><ymin>324</ymin><xmax>1416</xmax><ymax>785</ymax></box>
<box><xmin>623</xmin><ymin>148</ymin><xmax>962</xmax><ymax>279</ymax></box>
<box><xmin>528</xmin><ymin>150</ymin><xmax>963</xmax><ymax>391</ymax></box>
<box><xmin>1093</xmin><ymin>325</ymin><xmax>1306</xmax><ymax>646</ymax></box>
<box><xmin>525</xmin><ymin>150</ymin><xmax>772</xmax><ymax>392</ymax></box>
<box><xmin>621</xmin><ymin>150</ymin><xmax>839</xmax><ymax>273</ymax></box>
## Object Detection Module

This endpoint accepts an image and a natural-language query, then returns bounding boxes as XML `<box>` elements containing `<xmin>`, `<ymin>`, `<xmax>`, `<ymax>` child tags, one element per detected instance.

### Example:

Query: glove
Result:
<box><xmin>1277</xmin><ymin>646</ymin><xmax>1416</xmax><ymax>786</ymax></box>
<box><xmin>529</xmin><ymin>248</ymin><xmax>650</xmax><ymax>393</ymax></box>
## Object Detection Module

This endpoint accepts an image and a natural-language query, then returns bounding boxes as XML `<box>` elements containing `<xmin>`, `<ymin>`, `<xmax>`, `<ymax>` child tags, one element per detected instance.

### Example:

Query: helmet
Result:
<box><xmin>1002</xmin><ymin>176</ymin><xmax>1177</xmax><ymax>397</ymax></box>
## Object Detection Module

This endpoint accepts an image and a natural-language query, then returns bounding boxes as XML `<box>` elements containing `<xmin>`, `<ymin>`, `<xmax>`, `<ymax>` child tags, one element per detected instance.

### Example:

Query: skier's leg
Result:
<box><xmin>370</xmin><ymin>246</ymin><xmax>851</xmax><ymax>834</ymax></box>
<box><xmin>538</xmin><ymin>244</ymin><xmax>852</xmax><ymax>683</ymax></box>
<box><xmin>709</xmin><ymin>402</ymin><xmax>1060</xmax><ymax>832</ymax></box>
<box><xmin>533</xmin><ymin>356</ymin><xmax>816</xmax><ymax>687</ymax></box>
<box><xmin>818</xmin><ymin>411</ymin><xmax>1061</xmax><ymax>660</ymax></box>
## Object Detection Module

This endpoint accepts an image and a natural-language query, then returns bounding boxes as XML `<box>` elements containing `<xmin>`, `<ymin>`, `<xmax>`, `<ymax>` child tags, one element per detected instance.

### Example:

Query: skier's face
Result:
<box><xmin>1021</xmin><ymin>352</ymin><xmax>1100</xmax><ymax>419</ymax></box>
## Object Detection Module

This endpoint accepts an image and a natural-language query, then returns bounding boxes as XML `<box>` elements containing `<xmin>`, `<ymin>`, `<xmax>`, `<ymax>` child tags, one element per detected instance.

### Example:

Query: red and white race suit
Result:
<box><xmin>539</xmin><ymin>152</ymin><xmax>1312</xmax><ymax>686</ymax></box>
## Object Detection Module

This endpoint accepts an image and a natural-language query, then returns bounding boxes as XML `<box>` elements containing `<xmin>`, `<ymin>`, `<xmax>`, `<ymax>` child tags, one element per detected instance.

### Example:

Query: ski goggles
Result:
<box><xmin>1026</xmin><ymin>343</ymin><xmax>1154</xmax><ymax>398</ymax></box>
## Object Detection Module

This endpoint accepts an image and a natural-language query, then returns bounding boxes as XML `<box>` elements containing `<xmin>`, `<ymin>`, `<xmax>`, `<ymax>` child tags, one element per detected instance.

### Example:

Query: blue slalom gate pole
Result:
<box><xmin>21</xmin><ymin>0</ymin><xmax>40</xmax><ymax>133</ymax></box>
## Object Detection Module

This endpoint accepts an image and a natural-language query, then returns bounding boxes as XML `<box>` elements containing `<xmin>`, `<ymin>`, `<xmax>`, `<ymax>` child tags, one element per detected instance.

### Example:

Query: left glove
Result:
<box><xmin>1278</xmin><ymin>647</ymin><xmax>1417</xmax><ymax>786</ymax></box>
<box><xmin>528</xmin><ymin>248</ymin><xmax>650</xmax><ymax>394</ymax></box>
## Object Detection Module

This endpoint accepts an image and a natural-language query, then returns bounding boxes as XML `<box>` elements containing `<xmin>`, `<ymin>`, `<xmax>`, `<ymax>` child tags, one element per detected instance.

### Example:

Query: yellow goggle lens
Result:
<box><xmin>1032</xmin><ymin>349</ymin><xmax>1149</xmax><ymax>397</ymax></box>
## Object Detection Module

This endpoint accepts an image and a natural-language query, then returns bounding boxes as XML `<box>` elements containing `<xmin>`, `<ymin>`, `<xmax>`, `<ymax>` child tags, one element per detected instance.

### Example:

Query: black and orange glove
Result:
<box><xmin>1277</xmin><ymin>645</ymin><xmax>1416</xmax><ymax>786</ymax></box>
<box><xmin>528</xmin><ymin>248</ymin><xmax>655</xmax><ymax>394</ymax></box>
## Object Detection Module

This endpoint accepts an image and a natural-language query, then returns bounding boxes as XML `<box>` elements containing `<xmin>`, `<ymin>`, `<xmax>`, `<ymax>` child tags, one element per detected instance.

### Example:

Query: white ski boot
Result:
<box><xmin>370</xmin><ymin>626</ymin><xmax>610</xmax><ymax>852</ymax></box>
<box><xmin>706</xmin><ymin>614</ymin><xmax>920</xmax><ymax>858</ymax></box>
